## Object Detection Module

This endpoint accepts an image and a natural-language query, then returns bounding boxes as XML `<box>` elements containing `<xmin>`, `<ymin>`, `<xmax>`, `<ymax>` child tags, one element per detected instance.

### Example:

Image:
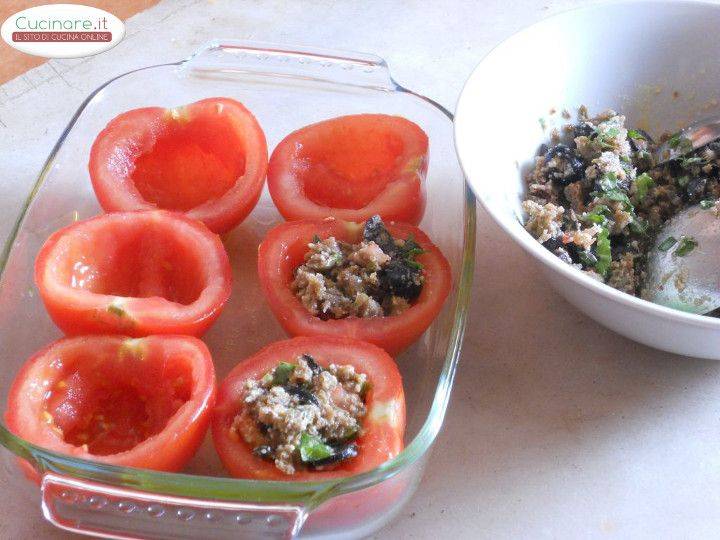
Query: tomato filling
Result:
<box><xmin>129</xmin><ymin>109</ymin><xmax>247</xmax><ymax>211</ymax></box>
<box><xmin>51</xmin><ymin>217</ymin><xmax>207</xmax><ymax>305</ymax></box>
<box><xmin>43</xmin><ymin>342</ymin><xmax>192</xmax><ymax>456</ymax></box>
<box><xmin>231</xmin><ymin>354</ymin><xmax>368</xmax><ymax>475</ymax></box>
<box><xmin>292</xmin><ymin>216</ymin><xmax>425</xmax><ymax>319</ymax></box>
<box><xmin>296</xmin><ymin>126</ymin><xmax>405</xmax><ymax>210</ymax></box>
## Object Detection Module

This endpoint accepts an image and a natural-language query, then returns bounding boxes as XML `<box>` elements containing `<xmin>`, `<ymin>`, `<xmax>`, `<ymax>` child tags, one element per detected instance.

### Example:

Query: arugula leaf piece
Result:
<box><xmin>299</xmin><ymin>433</ymin><xmax>334</xmax><ymax>462</ymax></box>
<box><xmin>634</xmin><ymin>172</ymin><xmax>655</xmax><ymax>201</ymax></box>
<box><xmin>594</xmin><ymin>227</ymin><xmax>612</xmax><ymax>277</ymax></box>
<box><xmin>627</xmin><ymin>129</ymin><xmax>646</xmax><ymax>140</ymax></box>
<box><xmin>675</xmin><ymin>236</ymin><xmax>698</xmax><ymax>257</ymax></box>
<box><xmin>658</xmin><ymin>236</ymin><xmax>678</xmax><ymax>251</ymax></box>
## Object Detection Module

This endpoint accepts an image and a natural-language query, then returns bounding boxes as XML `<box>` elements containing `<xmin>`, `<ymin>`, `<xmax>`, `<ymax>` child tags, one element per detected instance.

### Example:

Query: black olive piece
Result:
<box><xmin>379</xmin><ymin>259</ymin><xmax>423</xmax><ymax>301</ymax></box>
<box><xmin>537</xmin><ymin>143</ymin><xmax>549</xmax><ymax>157</ymax></box>
<box><xmin>307</xmin><ymin>443</ymin><xmax>359</xmax><ymax>468</ymax></box>
<box><xmin>686</xmin><ymin>176</ymin><xmax>708</xmax><ymax>202</ymax></box>
<box><xmin>573</xmin><ymin>122</ymin><xmax>595</xmax><ymax>139</ymax></box>
<box><xmin>284</xmin><ymin>385</ymin><xmax>320</xmax><ymax>407</ymax></box>
<box><xmin>362</xmin><ymin>215</ymin><xmax>394</xmax><ymax>253</ymax></box>
<box><xmin>253</xmin><ymin>445</ymin><xmax>274</xmax><ymax>461</ymax></box>
<box><xmin>541</xmin><ymin>236</ymin><xmax>564</xmax><ymax>252</ymax></box>
<box><xmin>301</xmin><ymin>354</ymin><xmax>323</xmax><ymax>377</ymax></box>
<box><xmin>543</xmin><ymin>144</ymin><xmax>586</xmax><ymax>186</ymax></box>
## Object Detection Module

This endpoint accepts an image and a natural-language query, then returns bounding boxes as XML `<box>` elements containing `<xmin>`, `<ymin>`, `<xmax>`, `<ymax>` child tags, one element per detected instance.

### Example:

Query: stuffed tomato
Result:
<box><xmin>257</xmin><ymin>216</ymin><xmax>451</xmax><ymax>355</ymax></box>
<box><xmin>212</xmin><ymin>336</ymin><xmax>405</xmax><ymax>480</ymax></box>
<box><xmin>89</xmin><ymin>97</ymin><xmax>268</xmax><ymax>233</ymax></box>
<box><xmin>267</xmin><ymin>114</ymin><xmax>428</xmax><ymax>224</ymax></box>
<box><xmin>35</xmin><ymin>210</ymin><xmax>231</xmax><ymax>337</ymax></box>
<box><xmin>5</xmin><ymin>335</ymin><xmax>215</xmax><ymax>472</ymax></box>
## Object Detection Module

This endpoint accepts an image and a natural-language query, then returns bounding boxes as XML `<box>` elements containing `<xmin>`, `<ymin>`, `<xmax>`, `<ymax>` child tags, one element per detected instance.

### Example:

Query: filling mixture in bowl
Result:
<box><xmin>292</xmin><ymin>216</ymin><xmax>425</xmax><ymax>319</ymax></box>
<box><xmin>522</xmin><ymin>107</ymin><xmax>720</xmax><ymax>302</ymax></box>
<box><xmin>232</xmin><ymin>354</ymin><xmax>367</xmax><ymax>474</ymax></box>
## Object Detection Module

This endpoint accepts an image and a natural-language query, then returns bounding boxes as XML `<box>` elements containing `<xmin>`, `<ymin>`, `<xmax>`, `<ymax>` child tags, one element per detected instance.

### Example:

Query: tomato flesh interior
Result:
<box><xmin>56</xmin><ymin>219</ymin><xmax>206</xmax><ymax>304</ymax></box>
<box><xmin>45</xmin><ymin>346</ymin><xmax>192</xmax><ymax>455</ymax></box>
<box><xmin>130</xmin><ymin>112</ymin><xmax>247</xmax><ymax>211</ymax></box>
<box><xmin>298</xmin><ymin>124</ymin><xmax>404</xmax><ymax>209</ymax></box>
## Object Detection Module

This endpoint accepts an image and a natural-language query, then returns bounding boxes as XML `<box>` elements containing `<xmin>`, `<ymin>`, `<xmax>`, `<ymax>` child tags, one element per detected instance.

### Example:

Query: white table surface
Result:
<box><xmin>3</xmin><ymin>0</ymin><xmax>720</xmax><ymax>538</ymax></box>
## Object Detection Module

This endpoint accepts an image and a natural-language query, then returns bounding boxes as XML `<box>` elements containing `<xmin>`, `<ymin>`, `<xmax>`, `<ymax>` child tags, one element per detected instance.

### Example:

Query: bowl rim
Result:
<box><xmin>454</xmin><ymin>0</ymin><xmax>720</xmax><ymax>331</ymax></box>
<box><xmin>0</xmin><ymin>40</ymin><xmax>477</xmax><ymax>508</ymax></box>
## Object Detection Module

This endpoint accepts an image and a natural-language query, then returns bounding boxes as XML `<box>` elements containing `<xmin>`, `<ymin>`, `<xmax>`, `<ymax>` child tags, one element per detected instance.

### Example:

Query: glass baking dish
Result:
<box><xmin>0</xmin><ymin>41</ymin><xmax>475</xmax><ymax>539</ymax></box>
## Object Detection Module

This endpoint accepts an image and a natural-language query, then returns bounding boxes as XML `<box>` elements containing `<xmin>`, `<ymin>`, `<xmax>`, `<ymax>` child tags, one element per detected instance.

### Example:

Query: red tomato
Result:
<box><xmin>257</xmin><ymin>219</ymin><xmax>452</xmax><ymax>355</ymax></box>
<box><xmin>89</xmin><ymin>97</ymin><xmax>268</xmax><ymax>233</ymax></box>
<box><xmin>212</xmin><ymin>336</ymin><xmax>405</xmax><ymax>481</ymax></box>
<box><xmin>267</xmin><ymin>114</ymin><xmax>428</xmax><ymax>224</ymax></box>
<box><xmin>5</xmin><ymin>335</ymin><xmax>215</xmax><ymax>472</ymax></box>
<box><xmin>35</xmin><ymin>210</ymin><xmax>232</xmax><ymax>337</ymax></box>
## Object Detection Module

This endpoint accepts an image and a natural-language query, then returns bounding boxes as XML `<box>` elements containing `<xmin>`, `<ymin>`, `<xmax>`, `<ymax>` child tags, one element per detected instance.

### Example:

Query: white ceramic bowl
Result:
<box><xmin>455</xmin><ymin>0</ymin><xmax>720</xmax><ymax>360</ymax></box>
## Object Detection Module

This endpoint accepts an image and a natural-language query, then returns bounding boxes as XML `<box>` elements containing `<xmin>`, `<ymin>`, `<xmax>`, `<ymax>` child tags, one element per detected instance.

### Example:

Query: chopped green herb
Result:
<box><xmin>675</xmin><ymin>236</ymin><xmax>698</xmax><ymax>257</ymax></box>
<box><xmin>680</xmin><ymin>155</ymin><xmax>705</xmax><ymax>168</ymax></box>
<box><xmin>272</xmin><ymin>362</ymin><xmax>295</xmax><ymax>386</ymax></box>
<box><xmin>299</xmin><ymin>433</ymin><xmax>334</xmax><ymax>462</ymax></box>
<box><xmin>603</xmin><ymin>189</ymin><xmax>632</xmax><ymax>207</ymax></box>
<box><xmin>627</xmin><ymin>129</ymin><xmax>646</xmax><ymax>140</ymax></box>
<box><xmin>594</xmin><ymin>227</ymin><xmax>612</xmax><ymax>277</ymax></box>
<box><xmin>598</xmin><ymin>172</ymin><xmax>619</xmax><ymax>192</ymax></box>
<box><xmin>578</xmin><ymin>250</ymin><xmax>598</xmax><ymax>267</ymax></box>
<box><xmin>629</xmin><ymin>215</ymin><xmax>649</xmax><ymax>235</ymax></box>
<box><xmin>700</xmin><ymin>199</ymin><xmax>715</xmax><ymax>209</ymax></box>
<box><xmin>658</xmin><ymin>236</ymin><xmax>678</xmax><ymax>251</ymax></box>
<box><xmin>595</xmin><ymin>126</ymin><xmax>620</xmax><ymax>149</ymax></box>
<box><xmin>667</xmin><ymin>134</ymin><xmax>693</xmax><ymax>155</ymax></box>
<box><xmin>582</xmin><ymin>204</ymin><xmax>610</xmax><ymax>224</ymax></box>
<box><xmin>634</xmin><ymin>172</ymin><xmax>655</xmax><ymax>201</ymax></box>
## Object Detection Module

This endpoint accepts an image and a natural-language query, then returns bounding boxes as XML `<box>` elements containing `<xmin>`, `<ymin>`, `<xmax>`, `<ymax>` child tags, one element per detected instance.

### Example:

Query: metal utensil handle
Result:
<box><xmin>41</xmin><ymin>472</ymin><xmax>308</xmax><ymax>540</ymax></box>
<box><xmin>181</xmin><ymin>39</ymin><xmax>397</xmax><ymax>90</ymax></box>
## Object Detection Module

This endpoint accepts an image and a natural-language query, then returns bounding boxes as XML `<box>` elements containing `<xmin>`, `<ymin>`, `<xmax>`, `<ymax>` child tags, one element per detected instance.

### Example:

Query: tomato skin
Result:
<box><xmin>257</xmin><ymin>219</ymin><xmax>452</xmax><ymax>355</ymax></box>
<box><xmin>89</xmin><ymin>97</ymin><xmax>268</xmax><ymax>234</ymax></box>
<box><xmin>5</xmin><ymin>335</ymin><xmax>216</xmax><ymax>472</ymax></box>
<box><xmin>211</xmin><ymin>336</ymin><xmax>405</xmax><ymax>481</ymax></box>
<box><xmin>35</xmin><ymin>210</ymin><xmax>232</xmax><ymax>337</ymax></box>
<box><xmin>267</xmin><ymin>114</ymin><xmax>428</xmax><ymax>225</ymax></box>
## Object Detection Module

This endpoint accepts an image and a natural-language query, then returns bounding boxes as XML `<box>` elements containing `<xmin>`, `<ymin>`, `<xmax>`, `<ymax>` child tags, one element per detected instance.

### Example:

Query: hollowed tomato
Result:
<box><xmin>267</xmin><ymin>114</ymin><xmax>428</xmax><ymax>224</ymax></box>
<box><xmin>257</xmin><ymin>219</ymin><xmax>451</xmax><ymax>355</ymax></box>
<box><xmin>212</xmin><ymin>336</ymin><xmax>405</xmax><ymax>480</ymax></box>
<box><xmin>35</xmin><ymin>210</ymin><xmax>232</xmax><ymax>337</ymax></box>
<box><xmin>89</xmin><ymin>97</ymin><xmax>268</xmax><ymax>233</ymax></box>
<box><xmin>5</xmin><ymin>335</ymin><xmax>215</xmax><ymax>472</ymax></box>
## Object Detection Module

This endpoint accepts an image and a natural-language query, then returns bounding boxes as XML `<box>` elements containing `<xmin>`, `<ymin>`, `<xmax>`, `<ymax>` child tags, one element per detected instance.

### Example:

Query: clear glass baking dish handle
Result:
<box><xmin>180</xmin><ymin>39</ymin><xmax>398</xmax><ymax>90</ymax></box>
<box><xmin>41</xmin><ymin>472</ymin><xmax>308</xmax><ymax>539</ymax></box>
